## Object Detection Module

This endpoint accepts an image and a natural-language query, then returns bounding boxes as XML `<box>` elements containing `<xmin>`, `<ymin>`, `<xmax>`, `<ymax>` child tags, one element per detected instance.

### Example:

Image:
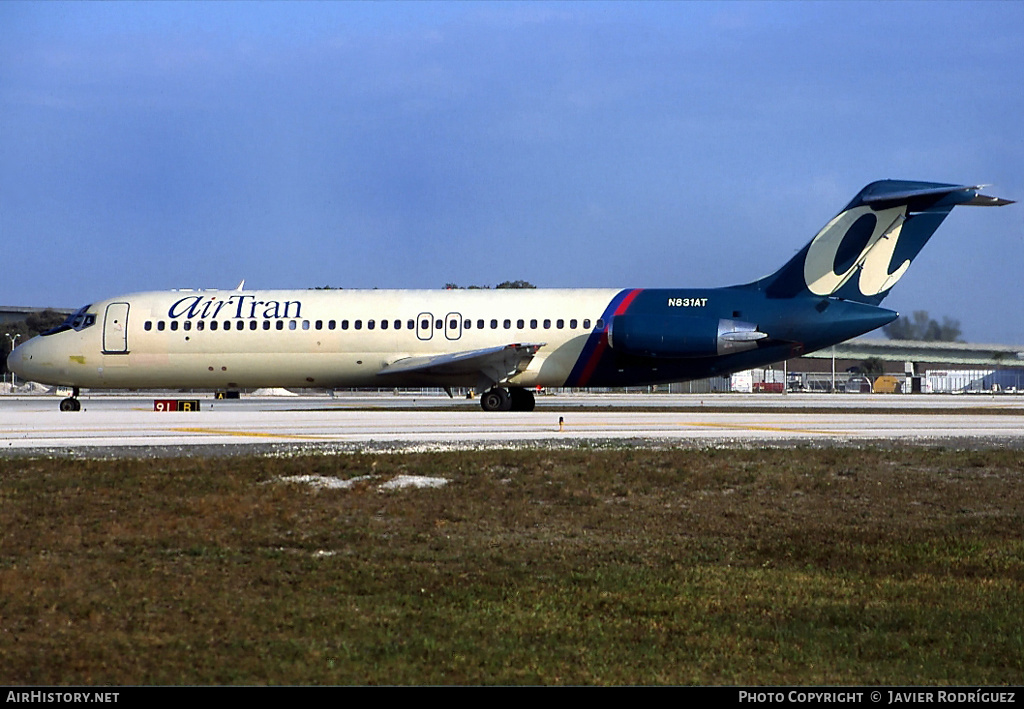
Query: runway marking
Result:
<box><xmin>681</xmin><ymin>421</ymin><xmax>838</xmax><ymax>435</ymax></box>
<box><xmin>169</xmin><ymin>427</ymin><xmax>331</xmax><ymax>440</ymax></box>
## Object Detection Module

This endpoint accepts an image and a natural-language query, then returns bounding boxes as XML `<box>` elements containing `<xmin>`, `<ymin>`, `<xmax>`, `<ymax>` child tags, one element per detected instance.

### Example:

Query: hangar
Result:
<box><xmin>660</xmin><ymin>339</ymin><xmax>1024</xmax><ymax>394</ymax></box>
<box><xmin>752</xmin><ymin>338</ymin><xmax>1024</xmax><ymax>394</ymax></box>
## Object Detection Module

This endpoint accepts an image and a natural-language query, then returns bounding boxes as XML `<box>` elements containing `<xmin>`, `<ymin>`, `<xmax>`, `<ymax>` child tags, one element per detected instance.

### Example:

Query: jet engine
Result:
<box><xmin>608</xmin><ymin>314</ymin><xmax>767</xmax><ymax>358</ymax></box>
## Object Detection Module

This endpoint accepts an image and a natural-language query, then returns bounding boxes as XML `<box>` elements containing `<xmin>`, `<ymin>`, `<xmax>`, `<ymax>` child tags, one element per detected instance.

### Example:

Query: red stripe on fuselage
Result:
<box><xmin>575</xmin><ymin>288</ymin><xmax>642</xmax><ymax>387</ymax></box>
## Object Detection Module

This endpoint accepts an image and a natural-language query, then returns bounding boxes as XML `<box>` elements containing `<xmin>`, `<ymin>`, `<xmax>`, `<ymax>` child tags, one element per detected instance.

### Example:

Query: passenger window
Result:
<box><xmin>490</xmin><ymin>319</ymin><xmax>498</xmax><ymax>329</ymax></box>
<box><xmin>450</xmin><ymin>318</ymin><xmax>458</xmax><ymax>329</ymax></box>
<box><xmin>556</xmin><ymin>319</ymin><xmax>564</xmax><ymax>329</ymax></box>
<box><xmin>263</xmin><ymin>320</ymin><xmax>270</xmax><ymax>330</ymax></box>
<box><xmin>544</xmin><ymin>319</ymin><xmax>551</xmax><ymax>329</ymax></box>
<box><xmin>381</xmin><ymin>319</ymin><xmax>388</xmax><ymax>330</ymax></box>
<box><xmin>421</xmin><ymin>318</ymin><xmax>429</xmax><ymax>330</ymax></box>
<box><xmin>570</xmin><ymin>319</ymin><xmax>578</xmax><ymax>329</ymax></box>
<box><xmin>394</xmin><ymin>319</ymin><xmax>402</xmax><ymax>330</ymax></box>
<box><xmin>355</xmin><ymin>320</ymin><xmax>362</xmax><ymax>330</ymax></box>
<box><xmin>236</xmin><ymin>321</ymin><xmax>244</xmax><ymax>330</ymax></box>
<box><xmin>530</xmin><ymin>319</ymin><xmax>538</xmax><ymax>329</ymax></box>
<box><xmin>144</xmin><ymin>321</ymin><xmax>152</xmax><ymax>331</ymax></box>
<box><xmin>368</xmin><ymin>320</ymin><xmax>375</xmax><ymax>330</ymax></box>
<box><xmin>276</xmin><ymin>321</ymin><xmax>284</xmax><ymax>330</ymax></box>
<box><xmin>197</xmin><ymin>321</ymin><xmax>205</xmax><ymax>331</ymax></box>
<box><xmin>315</xmin><ymin>320</ymin><xmax>323</xmax><ymax>330</ymax></box>
<box><xmin>583</xmin><ymin>319</ymin><xmax>591</xmax><ymax>329</ymax></box>
<box><xmin>170</xmin><ymin>321</ymin><xmax>179</xmax><ymax>331</ymax></box>
<box><xmin>407</xmin><ymin>319</ymin><xmax>414</xmax><ymax>329</ymax></box>
<box><xmin>184</xmin><ymin>321</ymin><xmax>192</xmax><ymax>331</ymax></box>
<box><xmin>342</xmin><ymin>320</ymin><xmax>349</xmax><ymax>330</ymax></box>
<box><xmin>596</xmin><ymin>319</ymin><xmax>604</xmax><ymax>329</ymax></box>
<box><xmin>464</xmin><ymin>319</ymin><xmax>471</xmax><ymax>329</ymax></box>
<box><xmin>517</xmin><ymin>319</ymin><xmax>524</xmax><ymax>329</ymax></box>
<box><xmin>210</xmin><ymin>321</ymin><xmax>218</xmax><ymax>331</ymax></box>
<box><xmin>302</xmin><ymin>320</ymin><xmax>310</xmax><ymax>330</ymax></box>
<box><xmin>435</xmin><ymin>319</ymin><xmax>443</xmax><ymax>329</ymax></box>
<box><xmin>249</xmin><ymin>320</ymin><xmax>257</xmax><ymax>330</ymax></box>
<box><xmin>157</xmin><ymin>321</ymin><xmax>165</xmax><ymax>331</ymax></box>
<box><xmin>477</xmin><ymin>319</ymin><xmax>485</xmax><ymax>329</ymax></box>
<box><xmin>328</xmin><ymin>320</ymin><xmax>336</xmax><ymax>330</ymax></box>
<box><xmin>503</xmin><ymin>319</ymin><xmax>511</xmax><ymax>329</ymax></box>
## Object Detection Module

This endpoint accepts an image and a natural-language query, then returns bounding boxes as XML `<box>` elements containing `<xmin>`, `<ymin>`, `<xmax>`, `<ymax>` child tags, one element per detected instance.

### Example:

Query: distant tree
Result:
<box><xmin>445</xmin><ymin>281</ymin><xmax>536</xmax><ymax>290</ymax></box>
<box><xmin>25</xmin><ymin>309</ymin><xmax>67</xmax><ymax>334</ymax></box>
<box><xmin>883</xmin><ymin>310</ymin><xmax>963</xmax><ymax>342</ymax></box>
<box><xmin>859</xmin><ymin>356</ymin><xmax>886</xmax><ymax>377</ymax></box>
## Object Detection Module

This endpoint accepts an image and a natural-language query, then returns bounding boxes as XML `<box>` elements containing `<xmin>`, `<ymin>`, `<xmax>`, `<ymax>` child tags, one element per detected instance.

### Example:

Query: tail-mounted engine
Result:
<box><xmin>608</xmin><ymin>314</ymin><xmax>767</xmax><ymax>358</ymax></box>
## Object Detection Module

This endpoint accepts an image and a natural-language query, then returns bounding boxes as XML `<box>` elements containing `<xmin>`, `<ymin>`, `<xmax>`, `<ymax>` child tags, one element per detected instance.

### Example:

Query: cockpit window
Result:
<box><xmin>41</xmin><ymin>304</ymin><xmax>95</xmax><ymax>336</ymax></box>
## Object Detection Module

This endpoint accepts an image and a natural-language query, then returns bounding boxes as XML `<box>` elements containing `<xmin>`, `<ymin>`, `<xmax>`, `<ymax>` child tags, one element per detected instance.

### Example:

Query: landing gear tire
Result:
<box><xmin>59</xmin><ymin>397</ymin><xmax>81</xmax><ymax>412</ymax></box>
<box><xmin>481</xmin><ymin>387</ymin><xmax>536</xmax><ymax>412</ymax></box>
<box><xmin>480</xmin><ymin>387</ymin><xmax>512</xmax><ymax>412</ymax></box>
<box><xmin>508</xmin><ymin>387</ymin><xmax>536</xmax><ymax>412</ymax></box>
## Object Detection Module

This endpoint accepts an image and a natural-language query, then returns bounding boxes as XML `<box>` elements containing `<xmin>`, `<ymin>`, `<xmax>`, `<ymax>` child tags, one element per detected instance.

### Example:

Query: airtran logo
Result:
<box><xmin>803</xmin><ymin>204</ymin><xmax>910</xmax><ymax>298</ymax></box>
<box><xmin>168</xmin><ymin>294</ymin><xmax>303</xmax><ymax>320</ymax></box>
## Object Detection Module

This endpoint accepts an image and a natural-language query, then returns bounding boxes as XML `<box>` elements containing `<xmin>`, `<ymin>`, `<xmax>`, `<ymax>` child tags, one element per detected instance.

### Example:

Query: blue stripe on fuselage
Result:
<box><xmin>565</xmin><ymin>288</ymin><xmax>642</xmax><ymax>387</ymax></box>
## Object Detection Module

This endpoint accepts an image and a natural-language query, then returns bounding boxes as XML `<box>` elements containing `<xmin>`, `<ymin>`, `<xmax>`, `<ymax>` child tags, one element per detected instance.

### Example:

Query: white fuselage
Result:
<box><xmin>10</xmin><ymin>288</ymin><xmax>622</xmax><ymax>390</ymax></box>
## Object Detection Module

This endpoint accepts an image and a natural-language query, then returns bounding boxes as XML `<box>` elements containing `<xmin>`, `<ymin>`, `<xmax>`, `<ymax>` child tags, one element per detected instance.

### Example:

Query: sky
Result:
<box><xmin>2</xmin><ymin>1</ymin><xmax>1022</xmax><ymax>344</ymax></box>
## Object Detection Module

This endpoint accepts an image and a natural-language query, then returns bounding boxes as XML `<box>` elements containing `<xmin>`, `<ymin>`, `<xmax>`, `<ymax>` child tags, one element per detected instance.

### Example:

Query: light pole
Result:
<box><xmin>6</xmin><ymin>333</ymin><xmax>19</xmax><ymax>390</ymax></box>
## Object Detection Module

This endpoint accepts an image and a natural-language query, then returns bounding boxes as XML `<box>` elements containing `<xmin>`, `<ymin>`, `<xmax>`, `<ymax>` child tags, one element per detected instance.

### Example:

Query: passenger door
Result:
<box><xmin>102</xmin><ymin>302</ymin><xmax>130</xmax><ymax>354</ymax></box>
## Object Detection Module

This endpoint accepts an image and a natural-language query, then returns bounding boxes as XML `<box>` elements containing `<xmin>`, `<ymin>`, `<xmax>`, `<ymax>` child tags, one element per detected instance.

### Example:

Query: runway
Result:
<box><xmin>2</xmin><ymin>392</ymin><xmax>1022</xmax><ymax>455</ymax></box>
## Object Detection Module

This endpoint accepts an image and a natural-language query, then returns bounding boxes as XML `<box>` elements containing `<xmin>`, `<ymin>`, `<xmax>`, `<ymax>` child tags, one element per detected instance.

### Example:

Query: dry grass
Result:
<box><xmin>1</xmin><ymin>446</ymin><xmax>1021</xmax><ymax>684</ymax></box>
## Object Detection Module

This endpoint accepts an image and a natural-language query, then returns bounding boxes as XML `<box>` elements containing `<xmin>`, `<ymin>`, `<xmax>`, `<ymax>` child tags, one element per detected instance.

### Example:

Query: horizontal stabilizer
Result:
<box><xmin>861</xmin><ymin>183</ymin><xmax>1014</xmax><ymax>209</ymax></box>
<box><xmin>966</xmin><ymin>193</ymin><xmax>1015</xmax><ymax>207</ymax></box>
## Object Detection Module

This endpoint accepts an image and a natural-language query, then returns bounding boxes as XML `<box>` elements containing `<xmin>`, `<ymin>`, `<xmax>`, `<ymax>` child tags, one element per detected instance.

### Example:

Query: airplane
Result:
<box><xmin>7</xmin><ymin>180</ymin><xmax>1013</xmax><ymax>412</ymax></box>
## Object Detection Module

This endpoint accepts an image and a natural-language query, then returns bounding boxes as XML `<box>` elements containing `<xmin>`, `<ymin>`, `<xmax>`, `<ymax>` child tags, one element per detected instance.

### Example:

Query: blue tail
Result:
<box><xmin>750</xmin><ymin>180</ymin><xmax>1012</xmax><ymax>305</ymax></box>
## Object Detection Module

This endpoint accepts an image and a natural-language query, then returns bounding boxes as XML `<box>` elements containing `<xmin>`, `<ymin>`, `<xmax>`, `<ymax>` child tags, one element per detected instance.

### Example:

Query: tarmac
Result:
<box><xmin>1</xmin><ymin>391</ymin><xmax>1022</xmax><ymax>456</ymax></box>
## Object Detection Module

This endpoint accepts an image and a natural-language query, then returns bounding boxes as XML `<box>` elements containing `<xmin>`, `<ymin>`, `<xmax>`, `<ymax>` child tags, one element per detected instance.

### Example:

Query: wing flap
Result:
<box><xmin>377</xmin><ymin>343</ymin><xmax>545</xmax><ymax>392</ymax></box>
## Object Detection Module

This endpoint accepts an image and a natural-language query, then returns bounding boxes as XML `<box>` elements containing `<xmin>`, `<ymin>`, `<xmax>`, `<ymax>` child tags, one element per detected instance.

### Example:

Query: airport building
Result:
<box><xmin>719</xmin><ymin>338</ymin><xmax>1024</xmax><ymax>394</ymax></box>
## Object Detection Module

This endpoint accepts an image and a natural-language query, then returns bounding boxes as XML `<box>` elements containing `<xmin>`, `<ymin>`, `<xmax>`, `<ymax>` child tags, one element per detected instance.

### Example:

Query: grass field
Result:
<box><xmin>1</xmin><ymin>446</ymin><xmax>1021</xmax><ymax>685</ymax></box>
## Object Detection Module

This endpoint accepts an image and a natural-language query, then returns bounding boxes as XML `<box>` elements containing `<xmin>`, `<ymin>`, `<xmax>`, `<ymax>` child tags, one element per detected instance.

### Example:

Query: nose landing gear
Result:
<box><xmin>59</xmin><ymin>387</ymin><xmax>81</xmax><ymax>412</ymax></box>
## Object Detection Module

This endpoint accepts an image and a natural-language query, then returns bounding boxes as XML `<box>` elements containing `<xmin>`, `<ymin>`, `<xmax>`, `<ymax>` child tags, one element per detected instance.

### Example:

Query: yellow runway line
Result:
<box><xmin>170</xmin><ymin>427</ymin><xmax>331</xmax><ymax>440</ymax></box>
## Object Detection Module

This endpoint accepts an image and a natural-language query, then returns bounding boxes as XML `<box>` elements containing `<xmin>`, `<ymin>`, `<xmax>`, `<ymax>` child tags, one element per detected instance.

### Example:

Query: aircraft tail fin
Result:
<box><xmin>750</xmin><ymin>180</ymin><xmax>1013</xmax><ymax>304</ymax></box>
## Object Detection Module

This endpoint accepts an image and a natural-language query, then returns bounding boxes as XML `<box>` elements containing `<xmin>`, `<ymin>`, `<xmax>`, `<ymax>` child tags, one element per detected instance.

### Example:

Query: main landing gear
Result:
<box><xmin>59</xmin><ymin>387</ymin><xmax>81</xmax><ymax>412</ymax></box>
<box><xmin>480</xmin><ymin>387</ymin><xmax>536</xmax><ymax>412</ymax></box>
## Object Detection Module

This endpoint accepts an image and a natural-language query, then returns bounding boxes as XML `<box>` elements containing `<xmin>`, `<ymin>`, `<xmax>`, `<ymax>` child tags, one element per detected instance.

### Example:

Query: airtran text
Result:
<box><xmin>168</xmin><ymin>295</ymin><xmax>303</xmax><ymax>321</ymax></box>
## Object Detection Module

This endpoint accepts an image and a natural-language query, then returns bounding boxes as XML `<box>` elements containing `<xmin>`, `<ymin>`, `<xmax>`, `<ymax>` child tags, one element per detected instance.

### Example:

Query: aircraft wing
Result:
<box><xmin>377</xmin><ymin>343</ymin><xmax>545</xmax><ymax>393</ymax></box>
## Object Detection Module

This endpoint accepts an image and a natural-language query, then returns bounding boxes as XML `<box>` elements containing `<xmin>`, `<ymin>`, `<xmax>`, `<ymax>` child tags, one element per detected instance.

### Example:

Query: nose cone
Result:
<box><xmin>7</xmin><ymin>337</ymin><xmax>49</xmax><ymax>384</ymax></box>
<box><xmin>6</xmin><ymin>341</ymin><xmax>25</xmax><ymax>377</ymax></box>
